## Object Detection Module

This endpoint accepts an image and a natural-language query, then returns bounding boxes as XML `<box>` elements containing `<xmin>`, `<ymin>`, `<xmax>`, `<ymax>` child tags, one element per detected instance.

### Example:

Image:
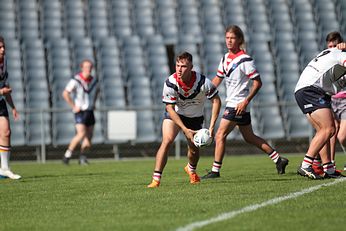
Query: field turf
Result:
<box><xmin>1</xmin><ymin>154</ymin><xmax>345</xmax><ymax>231</ymax></box>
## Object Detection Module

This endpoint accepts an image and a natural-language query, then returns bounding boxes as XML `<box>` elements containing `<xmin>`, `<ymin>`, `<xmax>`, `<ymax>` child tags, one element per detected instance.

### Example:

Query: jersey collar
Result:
<box><xmin>79</xmin><ymin>73</ymin><xmax>93</xmax><ymax>83</ymax></box>
<box><xmin>174</xmin><ymin>71</ymin><xmax>196</xmax><ymax>92</ymax></box>
<box><xmin>226</xmin><ymin>50</ymin><xmax>246</xmax><ymax>64</ymax></box>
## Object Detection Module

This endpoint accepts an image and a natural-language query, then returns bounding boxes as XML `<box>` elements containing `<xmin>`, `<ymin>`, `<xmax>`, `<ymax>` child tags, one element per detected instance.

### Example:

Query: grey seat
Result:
<box><xmin>26</xmin><ymin>112</ymin><xmax>52</xmax><ymax>145</ymax></box>
<box><xmin>9</xmin><ymin>119</ymin><xmax>26</xmax><ymax>146</ymax></box>
<box><xmin>52</xmin><ymin>112</ymin><xmax>75</xmax><ymax>146</ymax></box>
<box><xmin>135</xmin><ymin>110</ymin><xmax>157</xmax><ymax>143</ymax></box>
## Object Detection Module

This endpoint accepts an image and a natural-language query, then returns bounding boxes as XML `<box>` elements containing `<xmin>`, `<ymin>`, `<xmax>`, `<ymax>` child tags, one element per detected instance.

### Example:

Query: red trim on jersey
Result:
<box><xmin>174</xmin><ymin>71</ymin><xmax>196</xmax><ymax>92</ymax></box>
<box><xmin>343</xmin><ymin>60</ymin><xmax>346</xmax><ymax>66</ymax></box>
<box><xmin>226</xmin><ymin>50</ymin><xmax>246</xmax><ymax>66</ymax></box>
<box><xmin>247</xmin><ymin>70</ymin><xmax>258</xmax><ymax>78</ymax></box>
<box><xmin>79</xmin><ymin>73</ymin><xmax>93</xmax><ymax>83</ymax></box>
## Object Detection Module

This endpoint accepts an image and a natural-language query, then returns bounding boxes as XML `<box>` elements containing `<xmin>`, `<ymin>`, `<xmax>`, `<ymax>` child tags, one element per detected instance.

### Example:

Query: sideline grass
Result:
<box><xmin>1</xmin><ymin>154</ymin><xmax>345</xmax><ymax>231</ymax></box>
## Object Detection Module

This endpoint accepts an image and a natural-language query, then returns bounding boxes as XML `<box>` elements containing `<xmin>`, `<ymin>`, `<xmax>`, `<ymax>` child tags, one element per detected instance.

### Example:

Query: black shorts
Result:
<box><xmin>222</xmin><ymin>107</ymin><xmax>251</xmax><ymax>125</ymax></box>
<box><xmin>0</xmin><ymin>100</ymin><xmax>9</xmax><ymax>117</ymax></box>
<box><xmin>164</xmin><ymin>112</ymin><xmax>203</xmax><ymax>130</ymax></box>
<box><xmin>295</xmin><ymin>86</ymin><xmax>331</xmax><ymax>114</ymax></box>
<box><xmin>74</xmin><ymin>110</ymin><xmax>95</xmax><ymax>127</ymax></box>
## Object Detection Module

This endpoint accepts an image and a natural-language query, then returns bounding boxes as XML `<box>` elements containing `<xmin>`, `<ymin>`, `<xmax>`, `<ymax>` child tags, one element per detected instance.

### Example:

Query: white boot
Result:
<box><xmin>0</xmin><ymin>168</ymin><xmax>21</xmax><ymax>180</ymax></box>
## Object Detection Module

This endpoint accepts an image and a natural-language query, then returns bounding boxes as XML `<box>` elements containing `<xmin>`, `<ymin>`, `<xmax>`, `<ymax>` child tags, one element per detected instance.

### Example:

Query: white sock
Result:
<box><xmin>331</xmin><ymin>160</ymin><xmax>336</xmax><ymax>170</ymax></box>
<box><xmin>64</xmin><ymin>149</ymin><xmax>72</xmax><ymax>158</ymax></box>
<box><xmin>302</xmin><ymin>155</ymin><xmax>314</xmax><ymax>169</ymax></box>
<box><xmin>0</xmin><ymin>145</ymin><xmax>10</xmax><ymax>170</ymax></box>
<box><xmin>268</xmin><ymin>151</ymin><xmax>280</xmax><ymax>163</ymax></box>
<box><xmin>212</xmin><ymin>161</ymin><xmax>222</xmax><ymax>173</ymax></box>
<box><xmin>323</xmin><ymin>162</ymin><xmax>335</xmax><ymax>175</ymax></box>
<box><xmin>153</xmin><ymin>171</ymin><xmax>162</xmax><ymax>182</ymax></box>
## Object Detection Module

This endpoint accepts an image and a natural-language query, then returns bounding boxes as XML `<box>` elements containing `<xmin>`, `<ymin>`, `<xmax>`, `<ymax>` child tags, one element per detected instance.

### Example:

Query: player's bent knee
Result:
<box><xmin>326</xmin><ymin>126</ymin><xmax>336</xmax><ymax>138</ymax></box>
<box><xmin>215</xmin><ymin>132</ymin><xmax>226</xmax><ymax>143</ymax></box>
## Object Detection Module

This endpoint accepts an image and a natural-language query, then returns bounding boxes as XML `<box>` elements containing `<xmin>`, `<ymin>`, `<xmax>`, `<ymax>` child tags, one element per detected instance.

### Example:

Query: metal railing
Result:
<box><xmin>12</xmin><ymin>101</ymin><xmax>314</xmax><ymax>162</ymax></box>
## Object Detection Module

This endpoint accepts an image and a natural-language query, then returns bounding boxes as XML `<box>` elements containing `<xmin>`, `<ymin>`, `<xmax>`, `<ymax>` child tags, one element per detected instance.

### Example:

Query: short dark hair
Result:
<box><xmin>176</xmin><ymin>51</ymin><xmax>193</xmax><ymax>64</ymax></box>
<box><xmin>0</xmin><ymin>36</ymin><xmax>4</xmax><ymax>44</ymax></box>
<box><xmin>326</xmin><ymin>31</ymin><xmax>343</xmax><ymax>43</ymax></box>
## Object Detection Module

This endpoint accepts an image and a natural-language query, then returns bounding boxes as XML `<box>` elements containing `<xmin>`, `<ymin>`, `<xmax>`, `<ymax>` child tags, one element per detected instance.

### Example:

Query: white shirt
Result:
<box><xmin>0</xmin><ymin>57</ymin><xmax>8</xmax><ymax>101</ymax></box>
<box><xmin>295</xmin><ymin>48</ymin><xmax>346</xmax><ymax>95</ymax></box>
<box><xmin>216</xmin><ymin>50</ymin><xmax>260</xmax><ymax>109</ymax></box>
<box><xmin>65</xmin><ymin>73</ymin><xmax>98</xmax><ymax>111</ymax></box>
<box><xmin>162</xmin><ymin>71</ymin><xmax>218</xmax><ymax>117</ymax></box>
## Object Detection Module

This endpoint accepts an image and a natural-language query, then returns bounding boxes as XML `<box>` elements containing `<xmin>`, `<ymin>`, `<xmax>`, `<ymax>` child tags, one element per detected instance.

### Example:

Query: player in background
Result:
<box><xmin>312</xmin><ymin>32</ymin><xmax>346</xmax><ymax>174</ymax></box>
<box><xmin>295</xmin><ymin>43</ymin><xmax>346</xmax><ymax>179</ymax></box>
<box><xmin>147</xmin><ymin>52</ymin><xmax>221</xmax><ymax>188</ymax></box>
<box><xmin>62</xmin><ymin>60</ymin><xmax>99</xmax><ymax>165</ymax></box>
<box><xmin>0</xmin><ymin>36</ymin><xmax>21</xmax><ymax>179</ymax></box>
<box><xmin>202</xmin><ymin>25</ymin><xmax>289</xmax><ymax>179</ymax></box>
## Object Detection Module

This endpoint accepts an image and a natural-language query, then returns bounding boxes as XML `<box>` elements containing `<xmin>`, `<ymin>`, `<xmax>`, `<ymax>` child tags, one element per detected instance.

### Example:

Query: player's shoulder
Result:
<box><xmin>166</xmin><ymin>73</ymin><xmax>177</xmax><ymax>83</ymax></box>
<box><xmin>193</xmin><ymin>71</ymin><xmax>207</xmax><ymax>82</ymax></box>
<box><xmin>238</xmin><ymin>50</ymin><xmax>252</xmax><ymax>59</ymax></box>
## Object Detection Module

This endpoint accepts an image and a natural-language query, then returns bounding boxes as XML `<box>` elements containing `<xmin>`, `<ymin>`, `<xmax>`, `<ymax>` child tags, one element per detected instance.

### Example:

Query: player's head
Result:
<box><xmin>80</xmin><ymin>59</ymin><xmax>93</xmax><ymax>78</ymax></box>
<box><xmin>225</xmin><ymin>25</ymin><xmax>245</xmax><ymax>51</ymax></box>
<box><xmin>0</xmin><ymin>36</ymin><xmax>5</xmax><ymax>58</ymax></box>
<box><xmin>326</xmin><ymin>31</ymin><xmax>343</xmax><ymax>48</ymax></box>
<box><xmin>175</xmin><ymin>52</ymin><xmax>193</xmax><ymax>80</ymax></box>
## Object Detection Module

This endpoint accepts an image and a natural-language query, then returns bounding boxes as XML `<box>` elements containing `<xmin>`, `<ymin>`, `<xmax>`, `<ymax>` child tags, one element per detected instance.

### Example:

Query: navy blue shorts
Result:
<box><xmin>164</xmin><ymin>112</ymin><xmax>203</xmax><ymax>130</ymax></box>
<box><xmin>74</xmin><ymin>110</ymin><xmax>95</xmax><ymax>126</ymax></box>
<box><xmin>295</xmin><ymin>86</ymin><xmax>331</xmax><ymax>114</ymax></box>
<box><xmin>0</xmin><ymin>100</ymin><xmax>9</xmax><ymax>117</ymax></box>
<box><xmin>222</xmin><ymin>107</ymin><xmax>251</xmax><ymax>126</ymax></box>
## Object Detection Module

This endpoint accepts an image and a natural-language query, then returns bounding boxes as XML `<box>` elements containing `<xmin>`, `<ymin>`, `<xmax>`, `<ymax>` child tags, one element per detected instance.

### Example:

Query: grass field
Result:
<box><xmin>1</xmin><ymin>153</ymin><xmax>346</xmax><ymax>231</ymax></box>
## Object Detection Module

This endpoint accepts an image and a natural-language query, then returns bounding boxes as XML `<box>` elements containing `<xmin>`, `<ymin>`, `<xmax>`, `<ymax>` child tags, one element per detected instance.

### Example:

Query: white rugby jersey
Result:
<box><xmin>65</xmin><ymin>73</ymin><xmax>98</xmax><ymax>111</ymax></box>
<box><xmin>295</xmin><ymin>48</ymin><xmax>346</xmax><ymax>95</ymax></box>
<box><xmin>216</xmin><ymin>50</ymin><xmax>259</xmax><ymax>109</ymax></box>
<box><xmin>162</xmin><ymin>71</ymin><xmax>218</xmax><ymax>117</ymax></box>
<box><xmin>0</xmin><ymin>57</ymin><xmax>8</xmax><ymax>101</ymax></box>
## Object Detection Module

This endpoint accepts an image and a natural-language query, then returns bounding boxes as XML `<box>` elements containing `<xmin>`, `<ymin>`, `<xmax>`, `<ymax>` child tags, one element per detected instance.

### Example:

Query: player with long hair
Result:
<box><xmin>202</xmin><ymin>25</ymin><xmax>289</xmax><ymax>179</ymax></box>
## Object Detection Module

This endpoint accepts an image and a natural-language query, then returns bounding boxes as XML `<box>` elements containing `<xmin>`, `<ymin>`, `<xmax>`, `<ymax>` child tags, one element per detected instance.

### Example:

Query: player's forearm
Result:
<box><xmin>166</xmin><ymin>106</ymin><xmax>188</xmax><ymax>132</ymax></box>
<box><xmin>62</xmin><ymin>91</ymin><xmax>75</xmax><ymax>109</ymax></box>
<box><xmin>5</xmin><ymin>94</ymin><xmax>16</xmax><ymax>109</ymax></box>
<box><xmin>212</xmin><ymin>76</ymin><xmax>223</xmax><ymax>88</ymax></box>
<box><xmin>209</xmin><ymin>96</ymin><xmax>221</xmax><ymax>131</ymax></box>
<box><xmin>246</xmin><ymin>78</ymin><xmax>262</xmax><ymax>102</ymax></box>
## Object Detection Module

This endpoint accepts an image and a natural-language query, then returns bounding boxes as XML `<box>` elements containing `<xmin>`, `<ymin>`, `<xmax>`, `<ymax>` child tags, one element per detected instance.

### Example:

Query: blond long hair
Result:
<box><xmin>225</xmin><ymin>25</ymin><xmax>246</xmax><ymax>50</ymax></box>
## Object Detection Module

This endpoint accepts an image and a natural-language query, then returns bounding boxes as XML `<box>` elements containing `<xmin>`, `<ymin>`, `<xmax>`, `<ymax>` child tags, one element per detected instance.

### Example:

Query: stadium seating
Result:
<box><xmin>6</xmin><ymin>0</ymin><xmax>346</xmax><ymax>148</ymax></box>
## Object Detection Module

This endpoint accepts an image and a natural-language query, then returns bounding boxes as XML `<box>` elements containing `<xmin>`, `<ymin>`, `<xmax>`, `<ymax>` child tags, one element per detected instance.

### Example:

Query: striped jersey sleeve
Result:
<box><xmin>162</xmin><ymin>78</ymin><xmax>178</xmax><ymax>104</ymax></box>
<box><xmin>241</xmin><ymin>58</ymin><xmax>260</xmax><ymax>79</ymax></box>
<box><xmin>205</xmin><ymin>78</ymin><xmax>218</xmax><ymax>99</ymax></box>
<box><xmin>65</xmin><ymin>78</ymin><xmax>77</xmax><ymax>93</ymax></box>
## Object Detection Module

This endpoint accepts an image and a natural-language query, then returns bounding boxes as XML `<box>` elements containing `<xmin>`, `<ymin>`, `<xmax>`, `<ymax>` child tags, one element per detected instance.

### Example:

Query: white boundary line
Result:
<box><xmin>176</xmin><ymin>178</ymin><xmax>346</xmax><ymax>231</ymax></box>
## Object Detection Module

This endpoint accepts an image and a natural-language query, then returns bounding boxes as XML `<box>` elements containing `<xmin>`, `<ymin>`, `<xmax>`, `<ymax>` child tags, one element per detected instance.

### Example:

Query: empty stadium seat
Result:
<box><xmin>9</xmin><ymin>0</ymin><xmax>343</xmax><ymax>149</ymax></box>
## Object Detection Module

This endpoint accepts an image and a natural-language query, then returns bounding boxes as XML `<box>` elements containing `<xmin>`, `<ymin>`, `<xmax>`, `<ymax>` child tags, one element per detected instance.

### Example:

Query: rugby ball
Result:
<box><xmin>193</xmin><ymin>128</ymin><xmax>213</xmax><ymax>147</ymax></box>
